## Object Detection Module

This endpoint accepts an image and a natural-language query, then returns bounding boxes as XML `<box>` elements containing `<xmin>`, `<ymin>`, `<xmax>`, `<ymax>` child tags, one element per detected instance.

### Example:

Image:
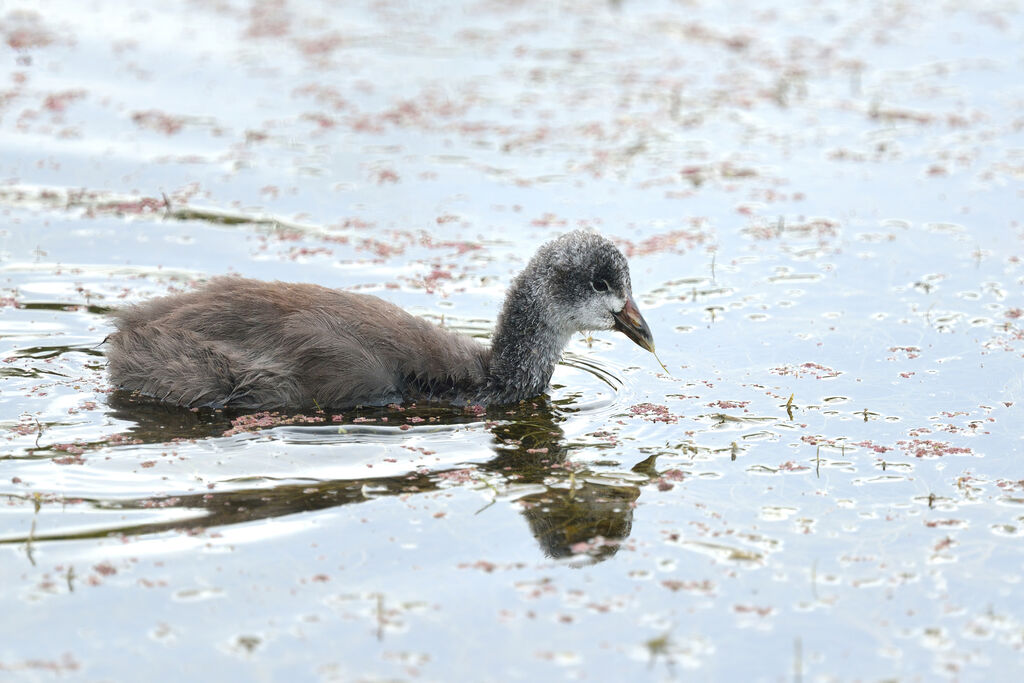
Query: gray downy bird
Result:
<box><xmin>106</xmin><ymin>230</ymin><xmax>656</xmax><ymax>410</ymax></box>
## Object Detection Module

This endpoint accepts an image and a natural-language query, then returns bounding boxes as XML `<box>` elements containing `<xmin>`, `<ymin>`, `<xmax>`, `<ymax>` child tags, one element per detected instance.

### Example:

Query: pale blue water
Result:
<box><xmin>2</xmin><ymin>0</ymin><xmax>1023</xmax><ymax>680</ymax></box>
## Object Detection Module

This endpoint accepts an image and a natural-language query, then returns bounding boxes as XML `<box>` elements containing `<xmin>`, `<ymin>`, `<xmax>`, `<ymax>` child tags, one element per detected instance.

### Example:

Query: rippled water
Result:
<box><xmin>2</xmin><ymin>0</ymin><xmax>1023</xmax><ymax>679</ymax></box>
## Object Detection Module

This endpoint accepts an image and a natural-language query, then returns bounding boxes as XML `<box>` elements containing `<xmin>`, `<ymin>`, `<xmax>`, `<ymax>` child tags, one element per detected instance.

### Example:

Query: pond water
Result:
<box><xmin>2</xmin><ymin>0</ymin><xmax>1023</xmax><ymax>679</ymax></box>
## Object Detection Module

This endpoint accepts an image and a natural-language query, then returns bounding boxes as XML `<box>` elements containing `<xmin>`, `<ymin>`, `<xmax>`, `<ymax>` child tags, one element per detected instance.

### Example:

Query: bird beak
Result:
<box><xmin>612</xmin><ymin>297</ymin><xmax>655</xmax><ymax>353</ymax></box>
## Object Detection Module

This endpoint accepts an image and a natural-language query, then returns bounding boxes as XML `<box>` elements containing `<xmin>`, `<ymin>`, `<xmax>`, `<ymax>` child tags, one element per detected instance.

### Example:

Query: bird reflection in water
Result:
<box><xmin>7</xmin><ymin>394</ymin><xmax>641</xmax><ymax>565</ymax></box>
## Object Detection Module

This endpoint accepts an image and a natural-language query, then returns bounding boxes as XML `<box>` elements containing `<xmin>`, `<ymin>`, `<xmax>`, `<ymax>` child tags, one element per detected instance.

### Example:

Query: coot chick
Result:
<box><xmin>106</xmin><ymin>230</ymin><xmax>655</xmax><ymax>410</ymax></box>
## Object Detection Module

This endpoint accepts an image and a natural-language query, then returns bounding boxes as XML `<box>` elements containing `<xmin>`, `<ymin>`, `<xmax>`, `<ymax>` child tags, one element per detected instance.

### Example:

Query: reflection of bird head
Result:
<box><xmin>484</xmin><ymin>402</ymin><xmax>640</xmax><ymax>565</ymax></box>
<box><xmin>517</xmin><ymin>483</ymin><xmax>640</xmax><ymax>565</ymax></box>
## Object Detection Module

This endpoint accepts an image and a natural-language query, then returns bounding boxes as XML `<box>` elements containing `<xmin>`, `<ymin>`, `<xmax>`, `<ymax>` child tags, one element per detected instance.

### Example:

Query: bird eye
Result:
<box><xmin>591</xmin><ymin>279</ymin><xmax>609</xmax><ymax>292</ymax></box>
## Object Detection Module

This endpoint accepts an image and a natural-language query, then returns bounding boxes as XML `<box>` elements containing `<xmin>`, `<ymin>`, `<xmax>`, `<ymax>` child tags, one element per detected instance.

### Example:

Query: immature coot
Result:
<box><xmin>106</xmin><ymin>230</ymin><xmax>655</xmax><ymax>409</ymax></box>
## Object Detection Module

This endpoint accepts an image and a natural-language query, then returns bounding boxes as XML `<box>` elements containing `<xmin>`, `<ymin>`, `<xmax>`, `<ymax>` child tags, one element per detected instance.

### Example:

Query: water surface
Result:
<box><xmin>2</xmin><ymin>0</ymin><xmax>1023</xmax><ymax>679</ymax></box>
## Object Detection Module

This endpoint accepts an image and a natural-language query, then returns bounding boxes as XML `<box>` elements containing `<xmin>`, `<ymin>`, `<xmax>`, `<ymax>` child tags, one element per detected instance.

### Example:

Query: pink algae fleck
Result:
<box><xmin>4</xmin><ymin>12</ymin><xmax>56</xmax><ymax>50</ymax></box>
<box><xmin>770</xmin><ymin>362</ymin><xmax>841</xmax><ymax>379</ymax></box>
<box><xmin>734</xmin><ymin>604</ymin><xmax>774</xmax><ymax>617</ymax></box>
<box><xmin>9</xmin><ymin>419</ymin><xmax>35</xmax><ymax>435</ymax></box>
<box><xmin>51</xmin><ymin>442</ymin><xmax>85</xmax><ymax>465</ymax></box>
<box><xmin>131</xmin><ymin>110</ymin><xmax>186</xmax><ymax>135</ymax></box>
<box><xmin>244</xmin><ymin>1</ymin><xmax>291</xmax><ymax>38</ymax></box>
<box><xmin>662</xmin><ymin>579</ymin><xmax>714</xmax><ymax>594</ymax></box>
<box><xmin>629</xmin><ymin>402</ymin><xmax>678</xmax><ymax>423</ymax></box>
<box><xmin>897</xmin><ymin>439</ymin><xmax>975</xmax><ymax>458</ymax></box>
<box><xmin>421</xmin><ymin>268</ymin><xmax>453</xmax><ymax>293</ymax></box>
<box><xmin>93</xmin><ymin>561</ymin><xmax>117</xmax><ymax>576</ymax></box>
<box><xmin>101</xmin><ymin>197</ymin><xmax>165</xmax><ymax>215</ymax></box>
<box><xmin>618</xmin><ymin>229</ymin><xmax>707</xmax><ymax>257</ymax></box>
<box><xmin>889</xmin><ymin>346</ymin><xmax>921</xmax><ymax>359</ymax></box>
<box><xmin>707</xmin><ymin>400</ymin><xmax>749</xmax><ymax>410</ymax></box>
<box><xmin>223</xmin><ymin>411</ymin><xmax>324</xmax><ymax>436</ymax></box>
<box><xmin>295</xmin><ymin>32</ymin><xmax>346</xmax><ymax>58</ymax></box>
<box><xmin>435</xmin><ymin>468</ymin><xmax>475</xmax><ymax>484</ymax></box>
<box><xmin>107</xmin><ymin>433</ymin><xmax>143</xmax><ymax>445</ymax></box>
<box><xmin>459</xmin><ymin>560</ymin><xmax>498</xmax><ymax>572</ymax></box>
<box><xmin>530</xmin><ymin>213</ymin><xmax>567</xmax><ymax>228</ymax></box>
<box><xmin>924</xmin><ymin>519</ymin><xmax>964</xmax><ymax>528</ymax></box>
<box><xmin>654</xmin><ymin>468</ymin><xmax>686</xmax><ymax>490</ymax></box>
<box><xmin>43</xmin><ymin>90</ymin><xmax>86</xmax><ymax>113</ymax></box>
<box><xmin>852</xmin><ymin>440</ymin><xmax>893</xmax><ymax>454</ymax></box>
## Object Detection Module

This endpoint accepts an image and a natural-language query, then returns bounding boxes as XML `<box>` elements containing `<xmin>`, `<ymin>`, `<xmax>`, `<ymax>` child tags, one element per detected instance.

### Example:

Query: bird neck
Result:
<box><xmin>486</xmin><ymin>274</ymin><xmax>571</xmax><ymax>404</ymax></box>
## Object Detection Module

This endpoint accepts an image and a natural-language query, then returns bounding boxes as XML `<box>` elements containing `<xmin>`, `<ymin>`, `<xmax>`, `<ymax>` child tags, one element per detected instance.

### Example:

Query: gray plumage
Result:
<box><xmin>106</xmin><ymin>230</ymin><xmax>655</xmax><ymax>410</ymax></box>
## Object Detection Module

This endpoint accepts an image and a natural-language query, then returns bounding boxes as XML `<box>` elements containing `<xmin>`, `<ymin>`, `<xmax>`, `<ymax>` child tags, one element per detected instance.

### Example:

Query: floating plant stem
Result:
<box><xmin>652</xmin><ymin>349</ymin><xmax>672</xmax><ymax>376</ymax></box>
<box><xmin>475</xmin><ymin>475</ymin><xmax>500</xmax><ymax>496</ymax></box>
<box><xmin>474</xmin><ymin>499</ymin><xmax>496</xmax><ymax>516</ymax></box>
